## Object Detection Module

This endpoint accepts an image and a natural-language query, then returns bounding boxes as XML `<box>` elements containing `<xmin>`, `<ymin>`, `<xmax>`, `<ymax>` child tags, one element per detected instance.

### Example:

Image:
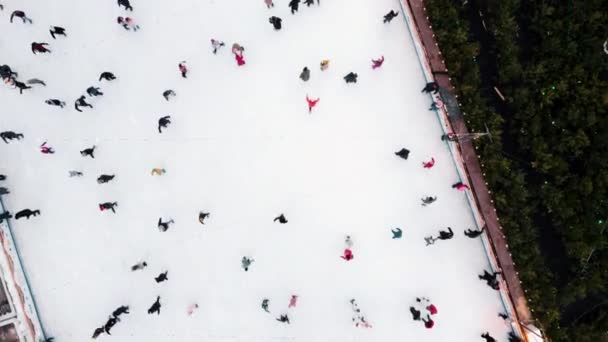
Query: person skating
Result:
<box><xmin>508</xmin><ymin>332</ymin><xmax>522</xmax><ymax>342</ymax></box>
<box><xmin>117</xmin><ymin>16</ymin><xmax>139</xmax><ymax>31</ymax></box>
<box><xmin>274</xmin><ymin>214</ymin><xmax>288</xmax><ymax>224</ymax></box>
<box><xmin>452</xmin><ymin>182</ymin><xmax>469</xmax><ymax>191</ymax></box>
<box><xmin>75</xmin><ymin>95</ymin><xmax>93</xmax><ymax>112</ymax></box>
<box><xmin>49</xmin><ymin>26</ymin><xmax>66</xmax><ymax>39</ymax></box>
<box><xmin>163</xmin><ymin>89</ymin><xmax>176</xmax><ymax>101</ymax></box>
<box><xmin>131</xmin><ymin>261</ymin><xmax>147</xmax><ymax>271</ymax></box>
<box><xmin>422</xmin><ymin>81</ymin><xmax>439</xmax><ymax>94</ymax></box>
<box><xmin>383</xmin><ymin>10</ymin><xmax>398</xmax><ymax>23</ymax></box>
<box><xmin>27</xmin><ymin>78</ymin><xmax>46</xmax><ymax>86</ymax></box>
<box><xmin>198</xmin><ymin>211</ymin><xmax>210</xmax><ymax>224</ymax></box>
<box><xmin>104</xmin><ymin>316</ymin><xmax>119</xmax><ymax>335</ymax></box>
<box><xmin>0</xmin><ymin>131</ymin><xmax>24</xmax><ymax>144</ymax></box>
<box><xmin>288</xmin><ymin>0</ymin><xmax>299</xmax><ymax>14</ymax></box>
<box><xmin>80</xmin><ymin>145</ymin><xmax>96</xmax><ymax>158</ymax></box>
<box><xmin>31</xmin><ymin>42</ymin><xmax>51</xmax><ymax>54</ymax></box>
<box><xmin>478</xmin><ymin>270</ymin><xmax>501</xmax><ymax>290</ymax></box>
<box><xmin>344</xmin><ymin>72</ymin><xmax>358</xmax><ymax>83</ymax></box>
<box><xmin>264</xmin><ymin>0</ymin><xmax>274</xmax><ymax>8</ymax></box>
<box><xmin>341</xmin><ymin>248</ymin><xmax>354</xmax><ymax>261</ymax></box>
<box><xmin>422</xmin><ymin>315</ymin><xmax>434</xmax><ymax>329</ymax></box>
<box><xmin>178</xmin><ymin>61</ymin><xmax>188</xmax><ymax>78</ymax></box>
<box><xmin>320</xmin><ymin>59</ymin><xmax>329</xmax><ymax>71</ymax></box>
<box><xmin>424</xmin><ymin>236</ymin><xmax>437</xmax><ymax>246</ymax></box>
<box><xmin>299</xmin><ymin>67</ymin><xmax>310</xmax><ymax>81</ymax></box>
<box><xmin>117</xmin><ymin>0</ymin><xmax>133</xmax><ymax>11</ymax></box>
<box><xmin>148</xmin><ymin>296</ymin><xmax>161</xmax><ymax>315</ymax></box>
<box><xmin>112</xmin><ymin>305</ymin><xmax>130</xmax><ymax>317</ymax></box>
<box><xmin>0</xmin><ymin>187</ymin><xmax>9</xmax><ymax>195</ymax></box>
<box><xmin>97</xmin><ymin>174</ymin><xmax>115</xmax><ymax>184</ymax></box>
<box><xmin>235</xmin><ymin>53</ymin><xmax>246</xmax><ymax>66</ymax></box>
<box><xmin>187</xmin><ymin>303</ymin><xmax>199</xmax><ymax>316</ymax></box>
<box><xmin>68</xmin><ymin>170</ymin><xmax>83</xmax><ymax>177</ymax></box>
<box><xmin>40</xmin><ymin>141</ymin><xmax>55</xmax><ymax>154</ymax></box>
<box><xmin>269</xmin><ymin>16</ymin><xmax>282</xmax><ymax>30</ymax></box>
<box><xmin>231</xmin><ymin>43</ymin><xmax>245</xmax><ymax>55</ymax></box>
<box><xmin>87</xmin><ymin>86</ymin><xmax>103</xmax><ymax>97</ymax></box>
<box><xmin>437</xmin><ymin>227</ymin><xmax>453</xmax><ymax>240</ymax></box>
<box><xmin>0</xmin><ymin>174</ymin><xmax>6</xmax><ymax>181</ymax></box>
<box><xmin>421</xmin><ymin>196</ymin><xmax>437</xmax><ymax>206</ymax></box>
<box><xmin>429</xmin><ymin>99</ymin><xmax>443</xmax><ymax>111</ymax></box>
<box><xmin>464</xmin><ymin>227</ymin><xmax>485</xmax><ymax>238</ymax></box>
<box><xmin>372</xmin><ymin>56</ymin><xmax>384</xmax><ymax>69</ymax></box>
<box><xmin>395</xmin><ymin>148</ymin><xmax>410</xmax><ymax>160</ymax></box>
<box><xmin>158</xmin><ymin>116</ymin><xmax>171</xmax><ymax>133</ymax></box>
<box><xmin>99</xmin><ymin>202</ymin><xmax>118</xmax><ymax>213</ymax></box>
<box><xmin>276</xmin><ymin>314</ymin><xmax>290</xmax><ymax>324</ymax></box>
<box><xmin>242</xmin><ymin>256</ymin><xmax>254</xmax><ymax>271</ymax></box>
<box><xmin>288</xmin><ymin>295</ymin><xmax>298</xmax><ymax>308</ymax></box>
<box><xmin>210</xmin><ymin>39</ymin><xmax>225</xmax><ymax>54</ymax></box>
<box><xmin>422</xmin><ymin>157</ymin><xmax>435</xmax><ymax>168</ymax></box>
<box><xmin>261</xmin><ymin>298</ymin><xmax>270</xmax><ymax>313</ymax></box>
<box><xmin>306</xmin><ymin>95</ymin><xmax>319</xmax><ymax>113</ymax></box>
<box><xmin>427</xmin><ymin>303</ymin><xmax>438</xmax><ymax>315</ymax></box>
<box><xmin>481</xmin><ymin>332</ymin><xmax>496</xmax><ymax>342</ymax></box>
<box><xmin>0</xmin><ymin>211</ymin><xmax>12</xmax><ymax>224</ymax></box>
<box><xmin>410</xmin><ymin>307</ymin><xmax>421</xmax><ymax>320</ymax></box>
<box><xmin>0</xmin><ymin>65</ymin><xmax>18</xmax><ymax>81</ymax></box>
<box><xmin>158</xmin><ymin>218</ymin><xmax>174</xmax><ymax>232</ymax></box>
<box><xmin>14</xmin><ymin>81</ymin><xmax>32</xmax><ymax>94</ymax></box>
<box><xmin>391</xmin><ymin>227</ymin><xmax>402</xmax><ymax>239</ymax></box>
<box><xmin>99</xmin><ymin>71</ymin><xmax>116</xmax><ymax>81</ymax></box>
<box><xmin>344</xmin><ymin>235</ymin><xmax>353</xmax><ymax>248</ymax></box>
<box><xmin>151</xmin><ymin>168</ymin><xmax>166</xmax><ymax>176</ymax></box>
<box><xmin>304</xmin><ymin>0</ymin><xmax>314</xmax><ymax>6</ymax></box>
<box><xmin>10</xmin><ymin>10</ymin><xmax>32</xmax><ymax>24</ymax></box>
<box><xmin>14</xmin><ymin>209</ymin><xmax>40</xmax><ymax>220</ymax></box>
<box><xmin>155</xmin><ymin>271</ymin><xmax>168</xmax><ymax>283</ymax></box>
<box><xmin>92</xmin><ymin>326</ymin><xmax>105</xmax><ymax>339</ymax></box>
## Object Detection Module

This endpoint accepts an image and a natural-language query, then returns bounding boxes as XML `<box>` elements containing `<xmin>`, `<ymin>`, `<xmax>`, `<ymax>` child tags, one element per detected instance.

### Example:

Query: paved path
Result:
<box><xmin>405</xmin><ymin>0</ymin><xmax>533</xmax><ymax>324</ymax></box>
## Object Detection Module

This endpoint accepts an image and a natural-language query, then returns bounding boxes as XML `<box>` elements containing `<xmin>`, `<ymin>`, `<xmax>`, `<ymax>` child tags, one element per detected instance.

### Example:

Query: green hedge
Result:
<box><xmin>424</xmin><ymin>0</ymin><xmax>608</xmax><ymax>340</ymax></box>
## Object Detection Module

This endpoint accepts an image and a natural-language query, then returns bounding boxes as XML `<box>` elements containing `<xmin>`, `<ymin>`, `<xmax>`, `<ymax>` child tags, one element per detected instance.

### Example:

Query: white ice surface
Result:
<box><xmin>0</xmin><ymin>0</ymin><xmax>511</xmax><ymax>341</ymax></box>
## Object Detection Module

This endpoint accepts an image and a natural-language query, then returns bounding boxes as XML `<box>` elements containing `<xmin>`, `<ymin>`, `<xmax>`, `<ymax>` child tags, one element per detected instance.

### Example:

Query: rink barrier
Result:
<box><xmin>398</xmin><ymin>1</ymin><xmax>530</xmax><ymax>340</ymax></box>
<box><xmin>0</xmin><ymin>197</ymin><xmax>46</xmax><ymax>342</ymax></box>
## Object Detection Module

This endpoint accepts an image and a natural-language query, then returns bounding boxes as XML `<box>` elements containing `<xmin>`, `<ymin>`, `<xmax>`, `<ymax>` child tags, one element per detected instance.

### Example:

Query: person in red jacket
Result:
<box><xmin>427</xmin><ymin>304</ymin><xmax>438</xmax><ymax>315</ymax></box>
<box><xmin>32</xmin><ymin>42</ymin><xmax>51</xmax><ymax>54</ymax></box>
<box><xmin>422</xmin><ymin>157</ymin><xmax>435</xmax><ymax>168</ymax></box>
<box><xmin>235</xmin><ymin>53</ymin><xmax>245</xmax><ymax>66</ymax></box>
<box><xmin>422</xmin><ymin>316</ymin><xmax>434</xmax><ymax>329</ymax></box>
<box><xmin>371</xmin><ymin>56</ymin><xmax>384</xmax><ymax>69</ymax></box>
<box><xmin>306</xmin><ymin>95</ymin><xmax>319</xmax><ymax>113</ymax></box>
<box><xmin>341</xmin><ymin>248</ymin><xmax>353</xmax><ymax>261</ymax></box>
<box><xmin>452</xmin><ymin>182</ymin><xmax>469</xmax><ymax>191</ymax></box>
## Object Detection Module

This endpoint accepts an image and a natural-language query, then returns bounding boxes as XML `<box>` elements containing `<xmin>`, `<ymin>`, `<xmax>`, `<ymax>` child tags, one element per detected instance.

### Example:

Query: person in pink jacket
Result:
<box><xmin>187</xmin><ymin>303</ymin><xmax>199</xmax><ymax>316</ymax></box>
<box><xmin>341</xmin><ymin>249</ymin><xmax>353</xmax><ymax>261</ymax></box>
<box><xmin>288</xmin><ymin>295</ymin><xmax>298</xmax><ymax>308</ymax></box>
<box><xmin>306</xmin><ymin>95</ymin><xmax>319</xmax><ymax>113</ymax></box>
<box><xmin>452</xmin><ymin>182</ymin><xmax>469</xmax><ymax>191</ymax></box>
<box><xmin>264</xmin><ymin>0</ymin><xmax>275</xmax><ymax>8</ymax></box>
<box><xmin>371</xmin><ymin>55</ymin><xmax>384</xmax><ymax>69</ymax></box>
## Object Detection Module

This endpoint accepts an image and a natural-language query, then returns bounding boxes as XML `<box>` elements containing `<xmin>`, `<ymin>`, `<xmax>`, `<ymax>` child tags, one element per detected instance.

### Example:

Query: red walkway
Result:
<box><xmin>404</xmin><ymin>0</ymin><xmax>533</xmax><ymax>326</ymax></box>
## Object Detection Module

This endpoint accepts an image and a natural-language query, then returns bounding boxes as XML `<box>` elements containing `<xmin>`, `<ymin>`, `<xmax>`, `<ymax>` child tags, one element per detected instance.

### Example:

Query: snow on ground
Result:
<box><xmin>0</xmin><ymin>0</ymin><xmax>511</xmax><ymax>341</ymax></box>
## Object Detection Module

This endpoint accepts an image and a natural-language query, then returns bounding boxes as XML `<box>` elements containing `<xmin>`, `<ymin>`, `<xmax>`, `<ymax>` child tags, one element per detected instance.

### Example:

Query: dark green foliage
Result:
<box><xmin>425</xmin><ymin>0</ymin><xmax>607</xmax><ymax>340</ymax></box>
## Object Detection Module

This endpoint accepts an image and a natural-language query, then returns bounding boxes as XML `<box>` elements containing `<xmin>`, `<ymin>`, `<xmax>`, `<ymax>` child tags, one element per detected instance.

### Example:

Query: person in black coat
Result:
<box><xmin>383</xmin><ymin>10</ymin><xmax>398</xmax><ymax>23</ymax></box>
<box><xmin>344</xmin><ymin>72</ymin><xmax>358</xmax><ymax>83</ymax></box>
<box><xmin>49</xmin><ymin>26</ymin><xmax>67</xmax><ymax>39</ymax></box>
<box><xmin>288</xmin><ymin>0</ymin><xmax>299</xmax><ymax>14</ymax></box>
<box><xmin>99</xmin><ymin>72</ymin><xmax>116</xmax><ymax>81</ymax></box>
<box><xmin>158</xmin><ymin>116</ymin><xmax>171</xmax><ymax>133</ymax></box>
<box><xmin>75</xmin><ymin>96</ymin><xmax>93</xmax><ymax>112</ymax></box>
<box><xmin>117</xmin><ymin>0</ymin><xmax>133</xmax><ymax>11</ymax></box>
<box><xmin>148</xmin><ymin>296</ymin><xmax>161</xmax><ymax>315</ymax></box>
<box><xmin>269</xmin><ymin>16</ymin><xmax>282</xmax><ymax>30</ymax></box>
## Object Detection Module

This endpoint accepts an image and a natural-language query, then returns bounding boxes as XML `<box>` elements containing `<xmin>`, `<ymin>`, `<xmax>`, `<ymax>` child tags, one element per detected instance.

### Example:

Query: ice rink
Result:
<box><xmin>0</xmin><ymin>0</ymin><xmax>512</xmax><ymax>340</ymax></box>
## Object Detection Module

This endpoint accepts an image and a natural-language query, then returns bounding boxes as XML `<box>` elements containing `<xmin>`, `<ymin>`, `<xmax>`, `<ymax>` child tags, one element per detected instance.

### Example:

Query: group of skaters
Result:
<box><xmin>0</xmin><ymin>2</ymin><xmax>519</xmax><ymax>341</ymax></box>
